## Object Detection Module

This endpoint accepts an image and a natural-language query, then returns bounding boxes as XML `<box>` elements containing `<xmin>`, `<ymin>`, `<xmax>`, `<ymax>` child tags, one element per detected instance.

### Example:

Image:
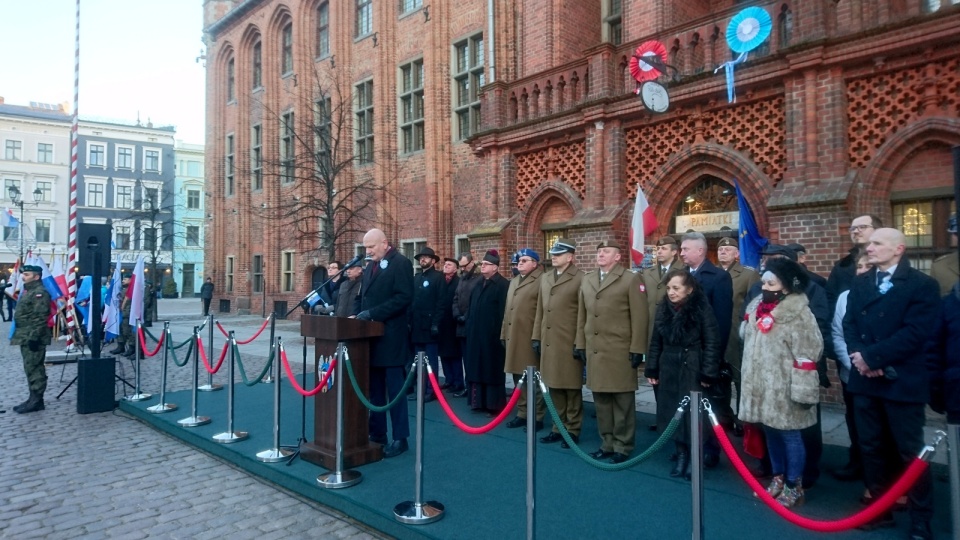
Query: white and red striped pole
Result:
<box><xmin>64</xmin><ymin>0</ymin><xmax>80</xmax><ymax>351</ymax></box>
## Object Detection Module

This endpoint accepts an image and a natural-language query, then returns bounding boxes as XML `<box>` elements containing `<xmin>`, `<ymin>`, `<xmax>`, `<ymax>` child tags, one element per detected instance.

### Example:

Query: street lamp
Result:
<box><xmin>8</xmin><ymin>186</ymin><xmax>43</xmax><ymax>263</ymax></box>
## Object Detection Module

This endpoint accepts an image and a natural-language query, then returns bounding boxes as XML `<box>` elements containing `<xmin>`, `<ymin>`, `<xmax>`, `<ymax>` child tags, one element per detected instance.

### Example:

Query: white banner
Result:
<box><xmin>675</xmin><ymin>211</ymin><xmax>739</xmax><ymax>233</ymax></box>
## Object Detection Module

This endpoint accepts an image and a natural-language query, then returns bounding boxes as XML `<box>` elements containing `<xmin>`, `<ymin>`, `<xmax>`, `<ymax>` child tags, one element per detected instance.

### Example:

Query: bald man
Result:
<box><xmin>842</xmin><ymin>228</ymin><xmax>940</xmax><ymax>537</ymax></box>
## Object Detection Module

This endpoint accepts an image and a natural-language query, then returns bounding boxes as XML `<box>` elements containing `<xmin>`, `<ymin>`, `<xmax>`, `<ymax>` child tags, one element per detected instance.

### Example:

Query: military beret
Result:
<box><xmin>718</xmin><ymin>237</ymin><xmax>739</xmax><ymax>248</ymax></box>
<box><xmin>21</xmin><ymin>264</ymin><xmax>42</xmax><ymax>274</ymax></box>
<box><xmin>760</xmin><ymin>243</ymin><xmax>798</xmax><ymax>262</ymax></box>
<box><xmin>516</xmin><ymin>247</ymin><xmax>540</xmax><ymax>262</ymax></box>
<box><xmin>482</xmin><ymin>249</ymin><xmax>500</xmax><ymax>266</ymax></box>
<box><xmin>549</xmin><ymin>238</ymin><xmax>576</xmax><ymax>255</ymax></box>
<box><xmin>597</xmin><ymin>240</ymin><xmax>622</xmax><ymax>250</ymax></box>
<box><xmin>656</xmin><ymin>236</ymin><xmax>678</xmax><ymax>247</ymax></box>
<box><xmin>121</xmin><ymin>272</ymin><xmax>131</xmax><ymax>279</ymax></box>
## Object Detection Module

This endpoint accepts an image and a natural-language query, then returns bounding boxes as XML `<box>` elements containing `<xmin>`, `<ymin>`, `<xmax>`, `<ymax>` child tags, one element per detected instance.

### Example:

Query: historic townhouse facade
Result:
<box><xmin>174</xmin><ymin>141</ymin><xmax>207</xmax><ymax>297</ymax></box>
<box><xmin>203</xmin><ymin>0</ymin><xmax>959</xmax><ymax>322</ymax></box>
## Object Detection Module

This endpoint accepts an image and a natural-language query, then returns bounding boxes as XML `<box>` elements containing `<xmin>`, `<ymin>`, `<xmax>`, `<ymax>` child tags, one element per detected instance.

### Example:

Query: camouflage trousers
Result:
<box><xmin>120</xmin><ymin>321</ymin><xmax>133</xmax><ymax>348</ymax></box>
<box><xmin>21</xmin><ymin>344</ymin><xmax>48</xmax><ymax>394</ymax></box>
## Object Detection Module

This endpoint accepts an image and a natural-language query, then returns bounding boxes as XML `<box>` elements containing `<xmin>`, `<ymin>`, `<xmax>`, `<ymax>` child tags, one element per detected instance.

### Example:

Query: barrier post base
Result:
<box><xmin>197</xmin><ymin>384</ymin><xmax>222</xmax><ymax>392</ymax></box>
<box><xmin>256</xmin><ymin>448</ymin><xmax>294</xmax><ymax>463</ymax></box>
<box><xmin>146</xmin><ymin>403</ymin><xmax>178</xmax><ymax>414</ymax></box>
<box><xmin>261</xmin><ymin>374</ymin><xmax>274</xmax><ymax>384</ymax></box>
<box><xmin>393</xmin><ymin>501</ymin><xmax>444</xmax><ymax>525</ymax></box>
<box><xmin>177</xmin><ymin>415</ymin><xmax>211</xmax><ymax>427</ymax></box>
<box><xmin>317</xmin><ymin>469</ymin><xmax>362</xmax><ymax>489</ymax></box>
<box><xmin>123</xmin><ymin>392</ymin><xmax>152</xmax><ymax>402</ymax></box>
<box><xmin>212</xmin><ymin>431</ymin><xmax>249</xmax><ymax>443</ymax></box>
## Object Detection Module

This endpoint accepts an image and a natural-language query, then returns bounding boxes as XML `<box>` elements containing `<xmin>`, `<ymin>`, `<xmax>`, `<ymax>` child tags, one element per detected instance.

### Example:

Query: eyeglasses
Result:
<box><xmin>850</xmin><ymin>225</ymin><xmax>873</xmax><ymax>232</ymax></box>
<box><xmin>518</xmin><ymin>258</ymin><xmax>535</xmax><ymax>264</ymax></box>
<box><xmin>458</xmin><ymin>264</ymin><xmax>471</xmax><ymax>269</ymax></box>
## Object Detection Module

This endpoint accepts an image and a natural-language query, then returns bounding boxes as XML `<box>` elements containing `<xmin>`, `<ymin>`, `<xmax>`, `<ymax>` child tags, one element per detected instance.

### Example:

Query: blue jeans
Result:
<box><xmin>763</xmin><ymin>425</ymin><xmax>806</xmax><ymax>483</ymax></box>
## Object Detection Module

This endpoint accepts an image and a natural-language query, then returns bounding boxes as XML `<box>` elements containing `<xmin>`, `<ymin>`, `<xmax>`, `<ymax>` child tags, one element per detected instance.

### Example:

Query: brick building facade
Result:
<box><xmin>202</xmin><ymin>0</ymin><xmax>959</xmax><ymax>332</ymax></box>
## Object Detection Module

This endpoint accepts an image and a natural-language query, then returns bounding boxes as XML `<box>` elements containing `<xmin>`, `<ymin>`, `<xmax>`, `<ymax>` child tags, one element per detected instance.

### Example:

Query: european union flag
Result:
<box><xmin>735</xmin><ymin>179</ymin><xmax>767</xmax><ymax>269</ymax></box>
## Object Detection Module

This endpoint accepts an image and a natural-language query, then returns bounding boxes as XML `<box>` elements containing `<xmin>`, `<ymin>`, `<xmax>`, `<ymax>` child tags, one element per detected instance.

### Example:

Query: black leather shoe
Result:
<box><xmin>608</xmin><ymin>453</ymin><xmax>629</xmax><ymax>464</ymax></box>
<box><xmin>589</xmin><ymin>449</ymin><xmax>614</xmax><ymax>460</ymax></box>
<box><xmin>505</xmin><ymin>417</ymin><xmax>525</xmax><ymax>429</ymax></box>
<box><xmin>648</xmin><ymin>423</ymin><xmax>658</xmax><ymax>431</ymax></box>
<box><xmin>524</xmin><ymin>420</ymin><xmax>544</xmax><ymax>433</ymax></box>
<box><xmin>423</xmin><ymin>393</ymin><xmax>437</xmax><ymax>403</ymax></box>
<box><xmin>908</xmin><ymin>520</ymin><xmax>932</xmax><ymax>540</ymax></box>
<box><xmin>110</xmin><ymin>345</ymin><xmax>124</xmax><ymax>354</ymax></box>
<box><xmin>830</xmin><ymin>463</ymin><xmax>862</xmax><ymax>482</ymax></box>
<box><xmin>703</xmin><ymin>452</ymin><xmax>720</xmax><ymax>469</ymax></box>
<box><xmin>383</xmin><ymin>439</ymin><xmax>409</xmax><ymax>458</ymax></box>
<box><xmin>369</xmin><ymin>434</ymin><xmax>387</xmax><ymax>445</ymax></box>
<box><xmin>439</xmin><ymin>382</ymin><xmax>452</xmax><ymax>390</ymax></box>
<box><xmin>732</xmin><ymin>423</ymin><xmax>745</xmax><ymax>437</ymax></box>
<box><xmin>856</xmin><ymin>512</ymin><xmax>896</xmax><ymax>531</ymax></box>
<box><xmin>452</xmin><ymin>388</ymin><xmax>468</xmax><ymax>398</ymax></box>
<box><xmin>560</xmin><ymin>434</ymin><xmax>579</xmax><ymax>449</ymax></box>
<box><xmin>671</xmin><ymin>451</ymin><xmax>690</xmax><ymax>477</ymax></box>
<box><xmin>540</xmin><ymin>432</ymin><xmax>563</xmax><ymax>444</ymax></box>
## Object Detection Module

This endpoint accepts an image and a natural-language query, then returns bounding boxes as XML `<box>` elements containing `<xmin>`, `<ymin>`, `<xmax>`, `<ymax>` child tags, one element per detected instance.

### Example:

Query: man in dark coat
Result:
<box><xmin>844</xmin><ymin>228</ymin><xmax>940</xmax><ymax>538</ymax></box>
<box><xmin>356</xmin><ymin>228</ymin><xmax>414</xmax><ymax>458</ymax></box>
<box><xmin>929</xmin><ymin>282</ymin><xmax>960</xmax><ymax>424</ymax></box>
<box><xmin>787</xmin><ymin>243</ymin><xmax>827</xmax><ymax>289</ymax></box>
<box><xmin>826</xmin><ymin>214</ymin><xmax>881</xmax><ymax>311</ymax></box>
<box><xmin>11</xmin><ymin>265</ymin><xmax>53</xmax><ymax>413</ymax></box>
<box><xmin>437</xmin><ymin>257</ymin><xmax>463</xmax><ymax>394</ymax></box>
<box><xmin>200</xmin><ymin>276</ymin><xmax>214</xmax><ymax>316</ymax></box>
<box><xmin>333</xmin><ymin>262</ymin><xmax>363</xmax><ymax>318</ymax></box>
<box><xmin>463</xmin><ymin>250</ymin><xmax>509</xmax><ymax>415</ymax></box>
<box><xmin>451</xmin><ymin>252</ymin><xmax>481</xmax><ymax>397</ymax></box>
<box><xmin>409</xmin><ymin>247</ymin><xmax>444</xmax><ymax>402</ymax></box>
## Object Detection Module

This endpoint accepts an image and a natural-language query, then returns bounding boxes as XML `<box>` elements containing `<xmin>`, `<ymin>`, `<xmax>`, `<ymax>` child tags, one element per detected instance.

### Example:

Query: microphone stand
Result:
<box><xmin>284</xmin><ymin>255</ymin><xmax>361</xmax><ymax>319</ymax></box>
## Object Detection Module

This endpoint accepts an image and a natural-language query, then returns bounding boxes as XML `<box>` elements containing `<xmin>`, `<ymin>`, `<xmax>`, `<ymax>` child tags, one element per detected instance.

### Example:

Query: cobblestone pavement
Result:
<box><xmin>0</xmin><ymin>299</ymin><xmax>387</xmax><ymax>540</ymax></box>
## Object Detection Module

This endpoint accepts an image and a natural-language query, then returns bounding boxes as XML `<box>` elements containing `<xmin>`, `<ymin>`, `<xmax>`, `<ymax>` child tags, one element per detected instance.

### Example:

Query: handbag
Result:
<box><xmin>789</xmin><ymin>357</ymin><xmax>820</xmax><ymax>406</ymax></box>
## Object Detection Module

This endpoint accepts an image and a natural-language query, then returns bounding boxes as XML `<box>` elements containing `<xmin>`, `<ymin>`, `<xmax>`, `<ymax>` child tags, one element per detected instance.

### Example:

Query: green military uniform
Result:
<box><xmin>930</xmin><ymin>253</ymin><xmax>958</xmax><ymax>297</ymax></box>
<box><xmin>502</xmin><ymin>260</ymin><xmax>545</xmax><ymax>423</ymax></box>
<box><xmin>638</xmin><ymin>237</ymin><xmax>682</xmax><ymax>345</ymax></box>
<box><xmin>12</xmin><ymin>270</ymin><xmax>53</xmax><ymax>413</ymax></box>
<box><xmin>119</xmin><ymin>281</ymin><xmax>134</xmax><ymax>355</ymax></box>
<box><xmin>723</xmin><ymin>259</ymin><xmax>759</xmax><ymax>377</ymax></box>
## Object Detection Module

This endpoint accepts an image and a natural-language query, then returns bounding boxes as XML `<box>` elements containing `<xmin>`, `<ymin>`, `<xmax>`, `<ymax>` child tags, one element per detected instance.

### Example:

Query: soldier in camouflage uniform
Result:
<box><xmin>11</xmin><ymin>264</ymin><xmax>53</xmax><ymax>414</ymax></box>
<box><xmin>109</xmin><ymin>272</ymin><xmax>134</xmax><ymax>357</ymax></box>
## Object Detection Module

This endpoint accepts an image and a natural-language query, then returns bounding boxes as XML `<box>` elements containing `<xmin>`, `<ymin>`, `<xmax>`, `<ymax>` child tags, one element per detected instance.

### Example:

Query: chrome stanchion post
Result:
<box><xmin>690</xmin><ymin>391</ymin><xmax>703</xmax><ymax>540</ymax></box>
<box><xmin>317</xmin><ymin>342</ymin><xmax>361</xmax><ymax>486</ymax></box>
<box><xmin>178</xmin><ymin>326</ymin><xmax>210</xmax><ymax>427</ymax></box>
<box><xmin>263</xmin><ymin>313</ymin><xmax>276</xmax><ymax>384</ymax></box>
<box><xmin>394</xmin><ymin>352</ymin><xmax>444</xmax><ymax>524</ymax></box>
<box><xmin>212</xmin><ymin>331</ymin><xmax>248</xmax><ymax>443</ymax></box>
<box><xmin>123</xmin><ymin>319</ymin><xmax>151</xmax><ymax>402</ymax></box>
<box><xmin>526</xmin><ymin>366</ymin><xmax>536</xmax><ymax>540</ymax></box>
<box><xmin>199</xmin><ymin>314</ymin><xmax>222</xmax><ymax>391</ymax></box>
<box><xmin>257</xmin><ymin>336</ymin><xmax>293</xmax><ymax>462</ymax></box>
<box><xmin>146</xmin><ymin>321</ymin><xmax>177</xmax><ymax>413</ymax></box>
<box><xmin>949</xmin><ymin>423</ymin><xmax>960</xmax><ymax>539</ymax></box>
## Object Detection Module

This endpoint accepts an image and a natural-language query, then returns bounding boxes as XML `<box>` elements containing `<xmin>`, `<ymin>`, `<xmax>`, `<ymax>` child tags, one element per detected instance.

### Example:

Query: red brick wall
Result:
<box><xmin>890</xmin><ymin>144</ymin><xmax>956</xmax><ymax>193</ymax></box>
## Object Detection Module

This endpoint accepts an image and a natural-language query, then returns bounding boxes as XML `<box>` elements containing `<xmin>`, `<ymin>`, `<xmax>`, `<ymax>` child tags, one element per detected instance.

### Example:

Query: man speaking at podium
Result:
<box><xmin>355</xmin><ymin>228</ymin><xmax>414</xmax><ymax>458</ymax></box>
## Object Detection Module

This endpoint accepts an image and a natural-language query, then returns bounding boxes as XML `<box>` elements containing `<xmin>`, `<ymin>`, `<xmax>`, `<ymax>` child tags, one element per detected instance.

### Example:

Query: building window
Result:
<box><xmin>282</xmin><ymin>251</ymin><xmax>295</xmax><ymax>292</ymax></box>
<box><xmin>117</xmin><ymin>146</ymin><xmax>133</xmax><ymax>169</ymax></box>
<box><xmin>281</xmin><ymin>23</ymin><xmax>294</xmax><ymax>76</ymax></box>
<box><xmin>35</xmin><ymin>219</ymin><xmax>51</xmax><ymax>243</ymax></box>
<box><xmin>144</xmin><ymin>149</ymin><xmax>160</xmax><ymax>172</ymax></box>
<box><xmin>187</xmin><ymin>189</ymin><xmax>201</xmax><ymax>209</ymax></box>
<box><xmin>35</xmin><ymin>181</ymin><xmax>52</xmax><ymax>202</ymax></box>
<box><xmin>116</xmin><ymin>226</ymin><xmax>131</xmax><ymax>249</ymax></box>
<box><xmin>316</xmin><ymin>3</ymin><xmax>330</xmax><ymax>58</ymax></box>
<box><xmin>4</xmin><ymin>179</ymin><xmax>20</xmax><ymax>199</ymax></box>
<box><xmin>251</xmin><ymin>41</ymin><xmax>263</xmax><ymax>89</ymax></box>
<box><xmin>456</xmin><ymin>235</ymin><xmax>471</xmax><ymax>258</ymax></box>
<box><xmin>356</xmin><ymin>0</ymin><xmax>372</xmax><ymax>37</ymax></box>
<box><xmin>3</xmin><ymin>226</ymin><xmax>15</xmax><ymax>241</ymax></box>
<box><xmin>453</xmin><ymin>35</ymin><xmax>484</xmax><ymax>140</ymax></box>
<box><xmin>116</xmin><ymin>185</ymin><xmax>133</xmax><ymax>209</ymax></box>
<box><xmin>314</xmin><ymin>98</ymin><xmax>332</xmax><ymax>174</ymax></box>
<box><xmin>355</xmin><ymin>80</ymin><xmax>374</xmax><ymax>163</ymax></box>
<box><xmin>187</xmin><ymin>160</ymin><xmax>202</xmax><ymax>176</ymax></box>
<box><xmin>145</xmin><ymin>187</ymin><xmax>160</xmax><ymax>209</ymax></box>
<box><xmin>186</xmin><ymin>225</ymin><xmax>200</xmax><ymax>247</ymax></box>
<box><xmin>226</xmin><ymin>256</ymin><xmax>235</xmax><ymax>293</ymax></box>
<box><xmin>400</xmin><ymin>59</ymin><xmax>425</xmax><ymax>153</ymax></box>
<box><xmin>400</xmin><ymin>0</ymin><xmax>422</xmax><ymax>13</ymax></box>
<box><xmin>87</xmin><ymin>183</ymin><xmax>104</xmax><ymax>207</ymax></box>
<box><xmin>401</xmin><ymin>239</ymin><xmax>427</xmax><ymax>261</ymax></box>
<box><xmin>5</xmin><ymin>140</ymin><xmax>22</xmax><ymax>160</ymax></box>
<box><xmin>251</xmin><ymin>124</ymin><xmax>263</xmax><ymax>190</ymax></box>
<box><xmin>143</xmin><ymin>227</ymin><xmax>158</xmax><ymax>252</ymax></box>
<box><xmin>37</xmin><ymin>143</ymin><xmax>53</xmax><ymax>163</ymax></box>
<box><xmin>227</xmin><ymin>57</ymin><xmax>235</xmax><ymax>102</ymax></box>
<box><xmin>604</xmin><ymin>0</ymin><xmax>623</xmax><ymax>45</ymax></box>
<box><xmin>892</xmin><ymin>198</ymin><xmax>959</xmax><ymax>273</ymax></box>
<box><xmin>280</xmin><ymin>112</ymin><xmax>295</xmax><ymax>183</ymax></box>
<box><xmin>253</xmin><ymin>254</ymin><xmax>263</xmax><ymax>293</ymax></box>
<box><xmin>88</xmin><ymin>143</ymin><xmax>105</xmax><ymax>167</ymax></box>
<box><xmin>225</xmin><ymin>134</ymin><xmax>235</xmax><ymax>195</ymax></box>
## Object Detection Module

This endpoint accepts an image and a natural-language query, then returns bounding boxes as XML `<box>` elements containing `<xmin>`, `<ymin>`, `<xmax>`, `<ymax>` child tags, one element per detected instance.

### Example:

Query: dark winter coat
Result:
<box><xmin>452</xmin><ymin>268</ymin><xmax>481</xmax><ymax>338</ymax></box>
<box><xmin>409</xmin><ymin>267</ymin><xmax>445</xmax><ymax>345</ymax></box>
<box><xmin>358</xmin><ymin>248</ymin><xmax>414</xmax><ymax>368</ymax></box>
<box><xmin>928</xmin><ymin>285</ymin><xmax>960</xmax><ymax>419</ymax></box>
<box><xmin>437</xmin><ymin>273</ymin><xmax>460</xmax><ymax>358</ymax></box>
<box><xmin>464</xmin><ymin>273</ymin><xmax>509</xmax><ymax>385</ymax></box>
<box><xmin>826</xmin><ymin>247</ymin><xmax>859</xmax><ymax>313</ymax></box>
<box><xmin>843</xmin><ymin>261</ymin><xmax>940</xmax><ymax>404</ymax></box>
<box><xmin>690</xmin><ymin>259</ymin><xmax>733</xmax><ymax>354</ymax></box>
<box><xmin>11</xmin><ymin>279</ymin><xmax>52</xmax><ymax>345</ymax></box>
<box><xmin>333</xmin><ymin>277</ymin><xmax>361</xmax><ymax>318</ymax></box>
<box><xmin>644</xmin><ymin>290</ymin><xmax>721</xmax><ymax>442</ymax></box>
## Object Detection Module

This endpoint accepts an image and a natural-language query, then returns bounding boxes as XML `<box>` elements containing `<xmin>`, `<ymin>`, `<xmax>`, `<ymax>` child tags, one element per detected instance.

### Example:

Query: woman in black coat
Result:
<box><xmin>645</xmin><ymin>269</ymin><xmax>721</xmax><ymax>478</ymax></box>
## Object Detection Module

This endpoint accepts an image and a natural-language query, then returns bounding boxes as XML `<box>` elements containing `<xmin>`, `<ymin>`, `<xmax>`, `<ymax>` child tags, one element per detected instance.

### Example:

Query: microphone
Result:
<box><xmin>286</xmin><ymin>254</ymin><xmax>364</xmax><ymax>318</ymax></box>
<box><xmin>342</xmin><ymin>254</ymin><xmax>363</xmax><ymax>270</ymax></box>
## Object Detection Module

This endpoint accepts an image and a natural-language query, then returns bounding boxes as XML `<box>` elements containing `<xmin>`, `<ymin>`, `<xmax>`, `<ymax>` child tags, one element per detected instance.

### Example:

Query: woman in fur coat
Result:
<box><xmin>740</xmin><ymin>257</ymin><xmax>823</xmax><ymax>508</ymax></box>
<box><xmin>645</xmin><ymin>269</ymin><xmax>721</xmax><ymax>479</ymax></box>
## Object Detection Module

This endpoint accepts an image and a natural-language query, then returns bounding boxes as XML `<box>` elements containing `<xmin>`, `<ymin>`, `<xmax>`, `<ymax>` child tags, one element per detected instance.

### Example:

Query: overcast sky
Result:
<box><xmin>0</xmin><ymin>0</ymin><xmax>206</xmax><ymax>144</ymax></box>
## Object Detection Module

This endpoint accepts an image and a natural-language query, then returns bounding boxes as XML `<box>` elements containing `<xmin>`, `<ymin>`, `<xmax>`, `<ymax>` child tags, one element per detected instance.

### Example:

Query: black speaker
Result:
<box><xmin>77</xmin><ymin>356</ymin><xmax>116</xmax><ymax>414</ymax></box>
<box><xmin>78</xmin><ymin>223</ymin><xmax>112</xmax><ymax>277</ymax></box>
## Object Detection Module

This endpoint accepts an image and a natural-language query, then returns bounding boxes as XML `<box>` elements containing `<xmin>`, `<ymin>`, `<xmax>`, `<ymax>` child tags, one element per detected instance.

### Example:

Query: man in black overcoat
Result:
<box><xmin>843</xmin><ymin>228</ymin><xmax>940</xmax><ymax>539</ymax></box>
<box><xmin>463</xmin><ymin>250</ymin><xmax>509</xmax><ymax>415</ymax></box>
<box><xmin>356</xmin><ymin>228</ymin><xmax>414</xmax><ymax>458</ymax></box>
<box><xmin>437</xmin><ymin>257</ymin><xmax>463</xmax><ymax>393</ymax></box>
<box><xmin>409</xmin><ymin>247</ymin><xmax>444</xmax><ymax>402</ymax></box>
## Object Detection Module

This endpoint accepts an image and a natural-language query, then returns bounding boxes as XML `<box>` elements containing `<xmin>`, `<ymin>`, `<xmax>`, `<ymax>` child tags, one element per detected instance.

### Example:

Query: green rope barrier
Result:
<box><xmin>541</xmin><ymin>381</ymin><xmax>681</xmax><ymax>471</ymax></box>
<box><xmin>233</xmin><ymin>342</ymin><xmax>275</xmax><ymax>386</ymax></box>
<box><xmin>142</xmin><ymin>326</ymin><xmax>160</xmax><ymax>342</ymax></box>
<box><xmin>344</xmin><ymin>356</ymin><xmax>417</xmax><ymax>413</ymax></box>
<box><xmin>168</xmin><ymin>339</ymin><xmax>194</xmax><ymax>367</ymax></box>
<box><xmin>170</xmin><ymin>336</ymin><xmax>193</xmax><ymax>350</ymax></box>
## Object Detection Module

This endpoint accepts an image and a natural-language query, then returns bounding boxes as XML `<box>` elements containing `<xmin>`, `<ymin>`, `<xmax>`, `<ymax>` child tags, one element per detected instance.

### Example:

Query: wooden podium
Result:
<box><xmin>299</xmin><ymin>315</ymin><xmax>385</xmax><ymax>469</ymax></box>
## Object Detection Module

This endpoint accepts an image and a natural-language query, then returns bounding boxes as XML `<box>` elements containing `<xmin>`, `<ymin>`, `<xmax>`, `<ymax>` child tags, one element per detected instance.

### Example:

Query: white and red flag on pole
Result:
<box><xmin>629</xmin><ymin>185</ymin><xmax>658</xmax><ymax>266</ymax></box>
<box><xmin>127</xmin><ymin>255</ymin><xmax>145</xmax><ymax>325</ymax></box>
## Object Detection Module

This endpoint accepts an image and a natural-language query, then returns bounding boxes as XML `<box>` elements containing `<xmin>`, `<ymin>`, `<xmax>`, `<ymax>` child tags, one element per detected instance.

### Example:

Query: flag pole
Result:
<box><xmin>64</xmin><ymin>0</ymin><xmax>80</xmax><ymax>352</ymax></box>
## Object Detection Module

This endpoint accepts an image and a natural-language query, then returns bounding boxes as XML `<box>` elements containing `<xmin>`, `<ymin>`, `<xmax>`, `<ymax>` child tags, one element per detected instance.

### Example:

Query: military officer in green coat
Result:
<box><xmin>930</xmin><ymin>213</ymin><xmax>958</xmax><ymax>297</ymax></box>
<box><xmin>717</xmin><ymin>236</ymin><xmax>759</xmax><ymax>432</ymax></box>
<box><xmin>11</xmin><ymin>264</ymin><xmax>53</xmax><ymax>414</ymax></box>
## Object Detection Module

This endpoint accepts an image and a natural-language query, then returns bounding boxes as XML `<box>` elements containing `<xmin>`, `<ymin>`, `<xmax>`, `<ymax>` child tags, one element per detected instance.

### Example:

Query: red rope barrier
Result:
<box><xmin>215</xmin><ymin>317</ymin><xmax>271</xmax><ymax>344</ymax></box>
<box><xmin>713</xmin><ymin>423</ymin><xmax>929</xmax><ymax>532</ymax></box>
<box><xmin>428</xmin><ymin>371</ymin><xmax>522</xmax><ymax>434</ymax></box>
<box><xmin>280</xmin><ymin>348</ymin><xmax>336</xmax><ymax>397</ymax></box>
<box><xmin>216</xmin><ymin>321</ymin><xmax>229</xmax><ymax>338</ymax></box>
<box><xmin>137</xmin><ymin>326</ymin><xmax>165</xmax><ymax>357</ymax></box>
<box><xmin>197</xmin><ymin>337</ymin><xmax>230</xmax><ymax>374</ymax></box>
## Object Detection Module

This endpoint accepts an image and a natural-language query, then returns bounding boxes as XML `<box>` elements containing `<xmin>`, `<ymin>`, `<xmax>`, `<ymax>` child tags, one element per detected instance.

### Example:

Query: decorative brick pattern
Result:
<box><xmin>514</xmin><ymin>141</ymin><xmax>585</xmax><ymax>209</ymax></box>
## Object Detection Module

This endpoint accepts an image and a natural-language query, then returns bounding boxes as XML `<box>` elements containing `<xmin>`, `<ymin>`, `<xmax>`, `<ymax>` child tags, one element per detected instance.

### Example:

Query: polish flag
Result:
<box><xmin>52</xmin><ymin>256</ymin><xmax>69</xmax><ymax>300</ymax></box>
<box><xmin>126</xmin><ymin>255</ymin><xmax>145</xmax><ymax>325</ymax></box>
<box><xmin>630</xmin><ymin>185</ymin><xmax>658</xmax><ymax>266</ymax></box>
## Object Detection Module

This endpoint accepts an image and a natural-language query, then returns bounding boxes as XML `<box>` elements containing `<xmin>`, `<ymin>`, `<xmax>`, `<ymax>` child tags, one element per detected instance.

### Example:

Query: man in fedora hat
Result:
<box><xmin>11</xmin><ymin>264</ymin><xmax>53</xmax><ymax>413</ymax></box>
<box><xmin>502</xmin><ymin>247</ymin><xmax>545</xmax><ymax>431</ymax></box>
<box><xmin>409</xmin><ymin>246</ymin><xmax>443</xmax><ymax>403</ymax></box>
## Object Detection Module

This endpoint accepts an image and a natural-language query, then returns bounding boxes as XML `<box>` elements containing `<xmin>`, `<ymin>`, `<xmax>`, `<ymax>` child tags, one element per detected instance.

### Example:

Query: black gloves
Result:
<box><xmin>531</xmin><ymin>340</ymin><xmax>541</xmax><ymax>358</ymax></box>
<box><xmin>430</xmin><ymin>325</ymin><xmax>439</xmax><ymax>338</ymax></box>
<box><xmin>573</xmin><ymin>348</ymin><xmax>586</xmax><ymax>363</ymax></box>
<box><xmin>27</xmin><ymin>340</ymin><xmax>41</xmax><ymax>352</ymax></box>
<box><xmin>456</xmin><ymin>315</ymin><xmax>466</xmax><ymax>323</ymax></box>
<box><xmin>356</xmin><ymin>310</ymin><xmax>372</xmax><ymax>321</ymax></box>
<box><xmin>630</xmin><ymin>353</ymin><xmax>644</xmax><ymax>369</ymax></box>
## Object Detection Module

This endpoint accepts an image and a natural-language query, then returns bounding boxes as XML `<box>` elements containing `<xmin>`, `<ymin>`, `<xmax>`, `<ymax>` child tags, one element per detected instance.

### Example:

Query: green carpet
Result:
<box><xmin>120</xmin><ymin>379</ymin><xmax>954</xmax><ymax>539</ymax></box>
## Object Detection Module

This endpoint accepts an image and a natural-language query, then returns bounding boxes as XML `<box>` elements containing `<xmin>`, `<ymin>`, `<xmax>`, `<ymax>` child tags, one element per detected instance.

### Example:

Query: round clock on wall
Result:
<box><xmin>640</xmin><ymin>81</ymin><xmax>670</xmax><ymax>113</ymax></box>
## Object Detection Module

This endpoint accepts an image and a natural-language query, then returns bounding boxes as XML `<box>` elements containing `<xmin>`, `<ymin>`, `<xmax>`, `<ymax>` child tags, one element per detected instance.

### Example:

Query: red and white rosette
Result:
<box><xmin>757</xmin><ymin>314</ymin><xmax>775</xmax><ymax>334</ymax></box>
<box><xmin>629</xmin><ymin>40</ymin><xmax>667</xmax><ymax>84</ymax></box>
